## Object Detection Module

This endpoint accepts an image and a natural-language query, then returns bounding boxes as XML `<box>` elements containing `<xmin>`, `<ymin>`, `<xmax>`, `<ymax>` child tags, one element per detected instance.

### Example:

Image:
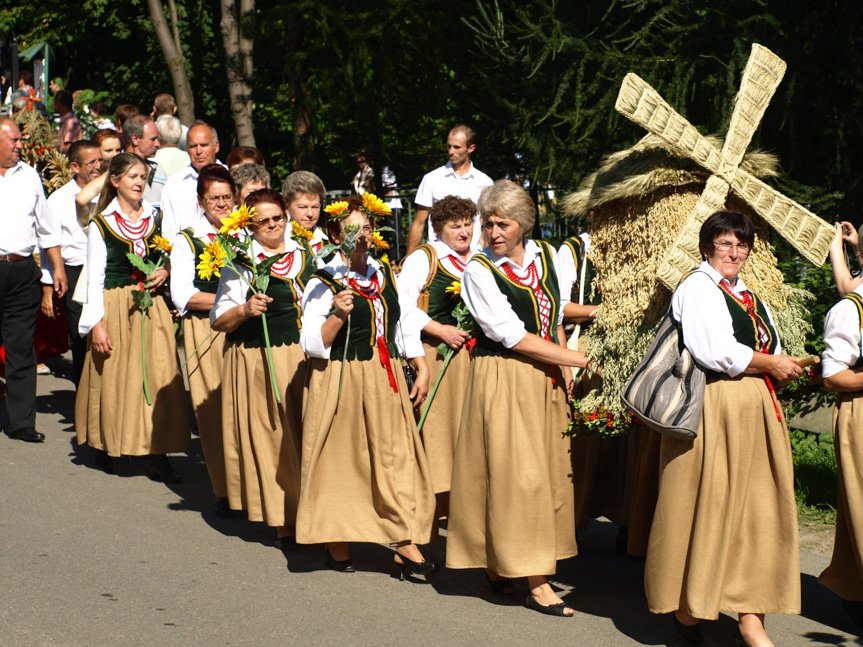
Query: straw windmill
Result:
<box><xmin>561</xmin><ymin>44</ymin><xmax>826</xmax><ymax>436</ymax></box>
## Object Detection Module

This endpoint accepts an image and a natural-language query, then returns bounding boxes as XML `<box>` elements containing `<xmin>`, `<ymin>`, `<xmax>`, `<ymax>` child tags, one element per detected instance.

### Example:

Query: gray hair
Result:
<box><xmin>230</xmin><ymin>163</ymin><xmax>271</xmax><ymax>192</ymax></box>
<box><xmin>122</xmin><ymin>114</ymin><xmax>154</xmax><ymax>145</ymax></box>
<box><xmin>156</xmin><ymin>116</ymin><xmax>182</xmax><ymax>147</ymax></box>
<box><xmin>477</xmin><ymin>179</ymin><xmax>536</xmax><ymax>235</ymax></box>
<box><xmin>191</xmin><ymin>120</ymin><xmax>219</xmax><ymax>145</ymax></box>
<box><xmin>281</xmin><ymin>170</ymin><xmax>326</xmax><ymax>205</ymax></box>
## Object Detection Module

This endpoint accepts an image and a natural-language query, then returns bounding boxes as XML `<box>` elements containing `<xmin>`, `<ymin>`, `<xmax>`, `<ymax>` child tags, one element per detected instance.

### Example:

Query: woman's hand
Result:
<box><xmin>333</xmin><ymin>290</ymin><xmax>354</xmax><ymax>321</ymax></box>
<box><xmin>766</xmin><ymin>354</ymin><xmax>804</xmax><ymax>384</ymax></box>
<box><xmin>840</xmin><ymin>220</ymin><xmax>859</xmax><ymax>248</ymax></box>
<box><xmin>438</xmin><ymin>324</ymin><xmax>470</xmax><ymax>350</ymax></box>
<box><xmin>40</xmin><ymin>285</ymin><xmax>57</xmax><ymax>320</ymax></box>
<box><xmin>410</xmin><ymin>358</ymin><xmax>430</xmax><ymax>410</ymax></box>
<box><xmin>145</xmin><ymin>267</ymin><xmax>169</xmax><ymax>292</ymax></box>
<box><xmin>91</xmin><ymin>322</ymin><xmax>113</xmax><ymax>356</ymax></box>
<box><xmin>243</xmin><ymin>293</ymin><xmax>273</xmax><ymax>318</ymax></box>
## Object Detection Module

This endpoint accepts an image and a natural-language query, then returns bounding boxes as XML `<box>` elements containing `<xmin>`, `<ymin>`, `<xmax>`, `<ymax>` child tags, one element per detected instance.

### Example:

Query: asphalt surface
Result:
<box><xmin>1</xmin><ymin>352</ymin><xmax>861</xmax><ymax>647</ymax></box>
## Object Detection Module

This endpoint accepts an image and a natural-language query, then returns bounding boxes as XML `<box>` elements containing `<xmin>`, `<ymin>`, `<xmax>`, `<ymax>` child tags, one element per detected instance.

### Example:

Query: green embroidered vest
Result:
<box><xmin>470</xmin><ymin>241</ymin><xmax>562</xmax><ymax>358</ymax></box>
<box><xmin>90</xmin><ymin>212</ymin><xmax>162</xmax><ymax>289</ymax></box>
<box><xmin>718</xmin><ymin>285</ymin><xmax>778</xmax><ymax>354</ymax></box>
<box><xmin>418</xmin><ymin>246</ymin><xmax>462</xmax><ymax>327</ymax></box>
<box><xmin>178</xmin><ymin>227</ymin><xmax>219</xmax><ymax>294</ymax></box>
<box><xmin>312</xmin><ymin>262</ymin><xmax>401</xmax><ymax>361</ymax></box>
<box><xmin>225</xmin><ymin>248</ymin><xmax>315</xmax><ymax>349</ymax></box>
<box><xmin>560</xmin><ymin>235</ymin><xmax>599</xmax><ymax>307</ymax></box>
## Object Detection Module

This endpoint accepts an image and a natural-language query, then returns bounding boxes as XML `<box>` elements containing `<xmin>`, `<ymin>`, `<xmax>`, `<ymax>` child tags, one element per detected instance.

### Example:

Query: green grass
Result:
<box><xmin>789</xmin><ymin>428</ymin><xmax>837</xmax><ymax>526</ymax></box>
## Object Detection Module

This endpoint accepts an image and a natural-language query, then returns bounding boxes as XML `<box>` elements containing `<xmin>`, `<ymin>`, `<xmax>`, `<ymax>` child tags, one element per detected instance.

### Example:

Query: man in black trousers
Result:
<box><xmin>0</xmin><ymin>117</ymin><xmax>67</xmax><ymax>442</ymax></box>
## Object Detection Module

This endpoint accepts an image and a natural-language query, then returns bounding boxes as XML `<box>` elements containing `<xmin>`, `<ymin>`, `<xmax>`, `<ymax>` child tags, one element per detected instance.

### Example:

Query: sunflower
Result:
<box><xmin>324</xmin><ymin>201</ymin><xmax>349</xmax><ymax>221</ymax></box>
<box><xmin>371</xmin><ymin>231</ymin><xmax>390</xmax><ymax>250</ymax></box>
<box><xmin>290</xmin><ymin>220</ymin><xmax>314</xmax><ymax>242</ymax></box>
<box><xmin>149</xmin><ymin>235</ymin><xmax>173</xmax><ymax>254</ymax></box>
<box><xmin>219</xmin><ymin>204</ymin><xmax>256</xmax><ymax>235</ymax></box>
<box><xmin>197</xmin><ymin>240</ymin><xmax>228</xmax><ymax>280</ymax></box>
<box><xmin>361</xmin><ymin>192</ymin><xmax>391</xmax><ymax>217</ymax></box>
<box><xmin>445</xmin><ymin>280</ymin><xmax>461</xmax><ymax>298</ymax></box>
<box><xmin>380</xmin><ymin>253</ymin><xmax>390</xmax><ymax>265</ymax></box>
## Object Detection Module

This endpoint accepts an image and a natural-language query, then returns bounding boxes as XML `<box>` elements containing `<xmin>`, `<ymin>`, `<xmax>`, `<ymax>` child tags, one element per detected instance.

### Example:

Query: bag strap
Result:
<box><xmin>844</xmin><ymin>292</ymin><xmax>863</xmax><ymax>356</ymax></box>
<box><xmin>418</xmin><ymin>244</ymin><xmax>438</xmax><ymax>294</ymax></box>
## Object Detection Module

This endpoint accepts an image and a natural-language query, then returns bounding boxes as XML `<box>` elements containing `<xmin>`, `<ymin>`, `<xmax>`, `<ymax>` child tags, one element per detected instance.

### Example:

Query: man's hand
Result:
<box><xmin>40</xmin><ymin>285</ymin><xmax>58</xmax><ymax>319</ymax></box>
<box><xmin>45</xmin><ymin>247</ymin><xmax>68</xmax><ymax>297</ymax></box>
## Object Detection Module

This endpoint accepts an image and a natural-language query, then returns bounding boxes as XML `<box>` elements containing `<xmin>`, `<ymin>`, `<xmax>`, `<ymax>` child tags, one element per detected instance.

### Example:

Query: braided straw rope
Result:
<box><xmin>615</xmin><ymin>44</ymin><xmax>834</xmax><ymax>289</ymax></box>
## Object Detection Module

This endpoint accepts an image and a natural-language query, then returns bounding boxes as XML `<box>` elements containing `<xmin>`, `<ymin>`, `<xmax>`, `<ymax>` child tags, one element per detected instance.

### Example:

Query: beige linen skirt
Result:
<box><xmin>644</xmin><ymin>375</ymin><xmax>800</xmax><ymax>618</ymax></box>
<box><xmin>76</xmin><ymin>287</ymin><xmax>190</xmax><ymax>456</ymax></box>
<box><xmin>419</xmin><ymin>340</ymin><xmax>470</xmax><ymax>494</ymax></box>
<box><xmin>446</xmin><ymin>354</ymin><xmax>577</xmax><ymax>579</ymax></box>
<box><xmin>819</xmin><ymin>392</ymin><xmax>863</xmax><ymax>600</ymax></box>
<box><xmin>182</xmin><ymin>313</ymin><xmax>227</xmax><ymax>498</ymax></box>
<box><xmin>221</xmin><ymin>341</ymin><xmax>305</xmax><ymax>527</ymax></box>
<box><xmin>296</xmin><ymin>356</ymin><xmax>437</xmax><ymax>546</ymax></box>
<box><xmin>626</xmin><ymin>426</ymin><xmax>662</xmax><ymax>557</ymax></box>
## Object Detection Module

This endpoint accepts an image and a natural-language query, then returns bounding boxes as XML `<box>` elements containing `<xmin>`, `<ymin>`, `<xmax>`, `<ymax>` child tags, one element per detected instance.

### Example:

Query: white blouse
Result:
<box><xmin>210</xmin><ymin>234</ymin><xmax>309</xmax><ymax>326</ymax></box>
<box><xmin>460</xmin><ymin>239</ymin><xmax>568</xmax><ymax>350</ymax></box>
<box><xmin>300</xmin><ymin>255</ymin><xmax>423</xmax><ymax>360</ymax></box>
<box><xmin>671</xmin><ymin>260</ymin><xmax>782</xmax><ymax>377</ymax></box>
<box><xmin>78</xmin><ymin>198</ymin><xmax>158</xmax><ymax>336</ymax></box>
<box><xmin>557</xmin><ymin>232</ymin><xmax>590</xmax><ymax>298</ymax></box>
<box><xmin>396</xmin><ymin>238</ymin><xmax>473</xmax><ymax>336</ymax></box>
<box><xmin>822</xmin><ymin>284</ymin><xmax>863</xmax><ymax>379</ymax></box>
<box><xmin>170</xmin><ymin>215</ymin><xmax>219</xmax><ymax>317</ymax></box>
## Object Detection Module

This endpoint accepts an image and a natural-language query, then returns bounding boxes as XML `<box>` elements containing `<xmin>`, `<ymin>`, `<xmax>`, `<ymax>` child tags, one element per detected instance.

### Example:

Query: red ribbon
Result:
<box><xmin>377</xmin><ymin>337</ymin><xmax>398</xmax><ymax>393</ymax></box>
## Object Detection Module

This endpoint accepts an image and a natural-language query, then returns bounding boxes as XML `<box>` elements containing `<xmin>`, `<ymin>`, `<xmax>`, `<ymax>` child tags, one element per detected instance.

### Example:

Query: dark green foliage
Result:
<box><xmin>788</xmin><ymin>428</ymin><xmax>837</xmax><ymax>522</ymax></box>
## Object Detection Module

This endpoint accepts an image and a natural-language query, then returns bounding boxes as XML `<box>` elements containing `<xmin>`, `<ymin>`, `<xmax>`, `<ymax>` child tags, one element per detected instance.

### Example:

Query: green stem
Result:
<box><xmin>180</xmin><ymin>329</ymin><xmax>215</xmax><ymax>371</ymax></box>
<box><xmin>260</xmin><ymin>312</ymin><xmax>281</xmax><ymax>404</ymax></box>
<box><xmin>338</xmin><ymin>314</ymin><xmax>350</xmax><ymax>401</ymax></box>
<box><xmin>416</xmin><ymin>347</ymin><xmax>454</xmax><ymax>434</ymax></box>
<box><xmin>141</xmin><ymin>308</ymin><xmax>151</xmax><ymax>406</ymax></box>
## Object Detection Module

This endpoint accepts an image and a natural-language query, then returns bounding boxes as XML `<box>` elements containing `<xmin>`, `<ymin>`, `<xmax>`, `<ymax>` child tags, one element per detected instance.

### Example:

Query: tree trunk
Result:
<box><xmin>147</xmin><ymin>0</ymin><xmax>196</xmax><ymax>125</ymax></box>
<box><xmin>220</xmin><ymin>0</ymin><xmax>256</xmax><ymax>147</ymax></box>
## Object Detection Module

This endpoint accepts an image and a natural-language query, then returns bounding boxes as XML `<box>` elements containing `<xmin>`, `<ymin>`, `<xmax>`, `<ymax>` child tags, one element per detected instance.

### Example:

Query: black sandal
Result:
<box><xmin>484</xmin><ymin>571</ymin><xmax>514</xmax><ymax>596</ymax></box>
<box><xmin>524</xmin><ymin>594</ymin><xmax>573</xmax><ymax>617</ymax></box>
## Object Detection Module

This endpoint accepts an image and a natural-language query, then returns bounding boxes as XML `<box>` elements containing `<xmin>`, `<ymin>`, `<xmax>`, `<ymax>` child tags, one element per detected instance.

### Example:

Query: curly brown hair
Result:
<box><xmin>429</xmin><ymin>195</ymin><xmax>476</xmax><ymax>236</ymax></box>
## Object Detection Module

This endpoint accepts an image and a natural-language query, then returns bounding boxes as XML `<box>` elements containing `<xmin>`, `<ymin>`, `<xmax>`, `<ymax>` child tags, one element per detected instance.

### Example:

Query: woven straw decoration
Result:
<box><xmin>614</xmin><ymin>44</ymin><xmax>834</xmax><ymax>289</ymax></box>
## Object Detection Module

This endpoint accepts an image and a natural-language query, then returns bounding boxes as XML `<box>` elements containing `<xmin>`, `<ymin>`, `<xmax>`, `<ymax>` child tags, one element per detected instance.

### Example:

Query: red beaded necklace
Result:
<box><xmin>501</xmin><ymin>260</ymin><xmax>552</xmax><ymax>340</ymax></box>
<box><xmin>447</xmin><ymin>254</ymin><xmax>467</xmax><ymax>273</ymax></box>
<box><xmin>258</xmin><ymin>251</ymin><xmax>295</xmax><ymax>278</ymax></box>
<box><xmin>113</xmin><ymin>212</ymin><xmax>150</xmax><ymax>257</ymax></box>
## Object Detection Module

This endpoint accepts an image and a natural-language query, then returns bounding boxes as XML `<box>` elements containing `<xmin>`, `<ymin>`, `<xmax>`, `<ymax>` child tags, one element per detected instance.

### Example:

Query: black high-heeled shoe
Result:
<box><xmin>393</xmin><ymin>552</ymin><xmax>439</xmax><ymax>581</ymax></box>
<box><xmin>673</xmin><ymin>614</ymin><xmax>703</xmax><ymax>644</ymax></box>
<box><xmin>325</xmin><ymin>548</ymin><xmax>355</xmax><ymax>573</ymax></box>
<box><xmin>484</xmin><ymin>571</ymin><xmax>514</xmax><ymax>596</ymax></box>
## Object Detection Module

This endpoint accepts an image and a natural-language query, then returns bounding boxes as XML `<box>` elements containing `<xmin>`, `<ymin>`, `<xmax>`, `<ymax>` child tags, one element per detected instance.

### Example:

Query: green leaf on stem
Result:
<box><xmin>132</xmin><ymin>288</ymin><xmax>153</xmax><ymax>310</ymax></box>
<box><xmin>125</xmin><ymin>252</ymin><xmax>157</xmax><ymax>276</ymax></box>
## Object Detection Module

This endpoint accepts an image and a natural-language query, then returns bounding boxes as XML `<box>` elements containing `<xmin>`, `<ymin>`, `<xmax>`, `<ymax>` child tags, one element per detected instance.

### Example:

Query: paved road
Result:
<box><xmin>1</xmin><ymin>354</ymin><xmax>861</xmax><ymax>646</ymax></box>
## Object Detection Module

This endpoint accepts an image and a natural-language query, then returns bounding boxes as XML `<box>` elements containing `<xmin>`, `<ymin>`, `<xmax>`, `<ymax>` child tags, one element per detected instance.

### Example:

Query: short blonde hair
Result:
<box><xmin>477</xmin><ymin>179</ymin><xmax>535</xmax><ymax>235</ymax></box>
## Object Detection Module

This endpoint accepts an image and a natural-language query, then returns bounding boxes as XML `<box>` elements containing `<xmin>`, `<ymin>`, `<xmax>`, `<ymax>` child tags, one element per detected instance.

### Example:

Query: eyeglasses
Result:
<box><xmin>204</xmin><ymin>195</ymin><xmax>235</xmax><ymax>205</ymax></box>
<box><xmin>713</xmin><ymin>241</ymin><xmax>751</xmax><ymax>255</ymax></box>
<box><xmin>250</xmin><ymin>215</ymin><xmax>287</xmax><ymax>227</ymax></box>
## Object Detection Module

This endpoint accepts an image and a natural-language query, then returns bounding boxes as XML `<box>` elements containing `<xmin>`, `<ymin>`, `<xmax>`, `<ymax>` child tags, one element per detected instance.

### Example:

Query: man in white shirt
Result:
<box><xmin>123</xmin><ymin>114</ymin><xmax>167</xmax><ymax>209</ymax></box>
<box><xmin>153</xmin><ymin>116</ymin><xmax>191</xmax><ymax>178</ymax></box>
<box><xmin>0</xmin><ymin>118</ymin><xmax>66</xmax><ymax>442</ymax></box>
<box><xmin>160</xmin><ymin>122</ymin><xmax>222</xmax><ymax>243</ymax></box>
<box><xmin>42</xmin><ymin>139</ymin><xmax>101</xmax><ymax>385</ymax></box>
<box><xmin>407</xmin><ymin>124</ymin><xmax>493</xmax><ymax>254</ymax></box>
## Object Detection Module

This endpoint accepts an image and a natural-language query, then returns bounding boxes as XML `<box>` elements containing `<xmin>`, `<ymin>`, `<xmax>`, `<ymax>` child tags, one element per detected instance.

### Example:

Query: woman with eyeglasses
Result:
<box><xmin>170</xmin><ymin>164</ymin><xmax>235</xmax><ymax>516</ymax></box>
<box><xmin>76</xmin><ymin>152</ymin><xmax>190</xmax><ymax>481</ymax></box>
<box><xmin>644</xmin><ymin>211</ymin><xmax>804</xmax><ymax>647</ymax></box>
<box><xmin>211</xmin><ymin>189</ymin><xmax>316</xmax><ymax>550</ymax></box>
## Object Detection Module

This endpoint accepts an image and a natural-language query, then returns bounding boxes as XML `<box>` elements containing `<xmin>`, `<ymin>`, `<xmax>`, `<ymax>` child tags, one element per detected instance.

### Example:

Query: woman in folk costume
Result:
<box><xmin>210</xmin><ymin>189</ymin><xmax>315</xmax><ymax>551</ymax></box>
<box><xmin>297</xmin><ymin>193</ymin><xmax>438</xmax><ymax>577</ymax></box>
<box><xmin>397</xmin><ymin>195</ymin><xmax>476</xmax><ymax>516</ymax></box>
<box><xmin>819</xmin><ymin>275</ymin><xmax>863</xmax><ymax>628</ymax></box>
<box><xmin>76</xmin><ymin>152</ymin><xmax>190</xmax><ymax>482</ymax></box>
<box><xmin>170</xmin><ymin>163</ymin><xmax>235</xmax><ymax>516</ymax></box>
<box><xmin>281</xmin><ymin>171</ymin><xmax>329</xmax><ymax>256</ymax></box>
<box><xmin>644</xmin><ymin>211</ymin><xmax>804</xmax><ymax>647</ymax></box>
<box><xmin>447</xmin><ymin>179</ymin><xmax>590</xmax><ymax>617</ymax></box>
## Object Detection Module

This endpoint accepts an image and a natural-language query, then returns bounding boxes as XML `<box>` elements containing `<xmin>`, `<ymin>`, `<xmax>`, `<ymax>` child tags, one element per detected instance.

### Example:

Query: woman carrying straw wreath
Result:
<box><xmin>297</xmin><ymin>193</ymin><xmax>438</xmax><ymax>578</ymax></box>
<box><xmin>396</xmin><ymin>195</ymin><xmax>476</xmax><ymax>519</ymax></box>
<box><xmin>644</xmin><ymin>211</ymin><xmax>804</xmax><ymax>647</ymax></box>
<box><xmin>446</xmin><ymin>179</ymin><xmax>589</xmax><ymax>616</ymax></box>
<box><xmin>76</xmin><ymin>152</ymin><xmax>190</xmax><ymax>482</ymax></box>
<box><xmin>210</xmin><ymin>189</ymin><xmax>316</xmax><ymax>552</ymax></box>
<box><xmin>819</xmin><ymin>276</ymin><xmax>863</xmax><ymax>628</ymax></box>
<box><xmin>170</xmin><ymin>163</ymin><xmax>235</xmax><ymax>517</ymax></box>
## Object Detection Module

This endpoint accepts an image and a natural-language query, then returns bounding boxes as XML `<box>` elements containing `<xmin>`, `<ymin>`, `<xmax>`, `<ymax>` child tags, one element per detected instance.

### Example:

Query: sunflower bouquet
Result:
<box><xmin>196</xmin><ymin>203</ymin><xmax>288</xmax><ymax>403</ymax></box>
<box><xmin>416</xmin><ymin>279</ymin><xmax>476</xmax><ymax>432</ymax></box>
<box><xmin>320</xmin><ymin>193</ymin><xmax>394</xmax><ymax>400</ymax></box>
<box><xmin>126</xmin><ymin>235</ymin><xmax>173</xmax><ymax>405</ymax></box>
